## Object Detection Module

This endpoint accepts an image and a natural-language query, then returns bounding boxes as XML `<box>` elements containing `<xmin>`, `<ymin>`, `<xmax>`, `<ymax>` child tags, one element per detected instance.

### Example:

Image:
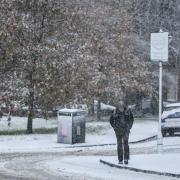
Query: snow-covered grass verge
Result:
<box><xmin>0</xmin><ymin>116</ymin><xmax>57</xmax><ymax>132</ymax></box>
<box><xmin>0</xmin><ymin>119</ymin><xmax>160</xmax><ymax>153</ymax></box>
<box><xmin>0</xmin><ymin>115</ymin><xmax>157</xmax><ymax>136</ymax></box>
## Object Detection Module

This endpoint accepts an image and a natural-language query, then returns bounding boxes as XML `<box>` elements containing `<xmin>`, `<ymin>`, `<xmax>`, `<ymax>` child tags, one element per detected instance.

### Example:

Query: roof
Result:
<box><xmin>58</xmin><ymin>108</ymin><xmax>86</xmax><ymax>113</ymax></box>
<box><xmin>165</xmin><ymin>103</ymin><xmax>180</xmax><ymax>108</ymax></box>
<box><xmin>162</xmin><ymin>107</ymin><xmax>180</xmax><ymax>119</ymax></box>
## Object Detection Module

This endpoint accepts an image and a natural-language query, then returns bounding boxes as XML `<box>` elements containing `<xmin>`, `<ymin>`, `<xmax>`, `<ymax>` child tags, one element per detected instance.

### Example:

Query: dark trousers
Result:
<box><xmin>115</xmin><ymin>131</ymin><xmax>129</xmax><ymax>162</ymax></box>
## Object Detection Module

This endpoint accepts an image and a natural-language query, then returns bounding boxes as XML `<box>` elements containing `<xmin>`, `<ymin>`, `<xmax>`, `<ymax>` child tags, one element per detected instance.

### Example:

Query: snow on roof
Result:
<box><xmin>162</xmin><ymin>107</ymin><xmax>180</xmax><ymax>119</ymax></box>
<box><xmin>58</xmin><ymin>108</ymin><xmax>86</xmax><ymax>113</ymax></box>
<box><xmin>165</xmin><ymin>103</ymin><xmax>180</xmax><ymax>108</ymax></box>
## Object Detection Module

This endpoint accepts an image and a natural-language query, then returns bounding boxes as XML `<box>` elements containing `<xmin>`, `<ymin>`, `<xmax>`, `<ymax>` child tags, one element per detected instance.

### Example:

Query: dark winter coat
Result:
<box><xmin>124</xmin><ymin>108</ymin><xmax>134</xmax><ymax>130</ymax></box>
<box><xmin>109</xmin><ymin>108</ymin><xmax>134</xmax><ymax>135</ymax></box>
<box><xmin>0</xmin><ymin>111</ymin><xmax>3</xmax><ymax>118</ymax></box>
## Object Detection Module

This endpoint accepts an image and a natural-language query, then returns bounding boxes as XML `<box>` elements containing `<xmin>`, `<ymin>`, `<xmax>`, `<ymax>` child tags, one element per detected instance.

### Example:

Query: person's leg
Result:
<box><xmin>115</xmin><ymin>132</ymin><xmax>123</xmax><ymax>163</ymax></box>
<box><xmin>123</xmin><ymin>131</ymin><xmax>129</xmax><ymax>164</ymax></box>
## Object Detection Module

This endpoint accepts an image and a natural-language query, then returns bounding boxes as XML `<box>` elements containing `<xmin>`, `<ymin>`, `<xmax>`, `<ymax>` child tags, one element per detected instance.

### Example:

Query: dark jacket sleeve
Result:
<box><xmin>128</xmin><ymin>109</ymin><xmax>134</xmax><ymax>129</ymax></box>
<box><xmin>0</xmin><ymin>111</ymin><xmax>3</xmax><ymax>118</ymax></box>
<box><xmin>125</xmin><ymin>109</ymin><xmax>134</xmax><ymax>130</ymax></box>
<box><xmin>109</xmin><ymin>114</ymin><xmax>115</xmax><ymax>128</ymax></box>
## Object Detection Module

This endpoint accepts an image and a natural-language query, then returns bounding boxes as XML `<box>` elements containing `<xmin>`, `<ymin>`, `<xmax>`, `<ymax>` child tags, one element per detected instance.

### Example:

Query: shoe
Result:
<box><xmin>124</xmin><ymin>160</ymin><xmax>128</xmax><ymax>165</ymax></box>
<box><xmin>118</xmin><ymin>161</ymin><xmax>123</xmax><ymax>164</ymax></box>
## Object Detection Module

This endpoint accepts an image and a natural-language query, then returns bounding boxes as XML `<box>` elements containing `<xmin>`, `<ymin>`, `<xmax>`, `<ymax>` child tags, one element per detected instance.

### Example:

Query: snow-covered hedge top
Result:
<box><xmin>100</xmin><ymin>103</ymin><xmax>115</xmax><ymax>111</ymax></box>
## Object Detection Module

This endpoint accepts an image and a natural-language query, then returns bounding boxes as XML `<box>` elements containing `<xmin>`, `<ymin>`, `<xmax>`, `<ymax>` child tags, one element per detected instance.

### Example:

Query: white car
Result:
<box><xmin>161</xmin><ymin>103</ymin><xmax>180</xmax><ymax>137</ymax></box>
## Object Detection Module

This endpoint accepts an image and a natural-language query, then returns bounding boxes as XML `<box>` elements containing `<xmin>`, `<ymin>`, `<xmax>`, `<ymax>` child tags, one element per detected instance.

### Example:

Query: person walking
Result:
<box><xmin>109</xmin><ymin>102</ymin><xmax>134</xmax><ymax>165</ymax></box>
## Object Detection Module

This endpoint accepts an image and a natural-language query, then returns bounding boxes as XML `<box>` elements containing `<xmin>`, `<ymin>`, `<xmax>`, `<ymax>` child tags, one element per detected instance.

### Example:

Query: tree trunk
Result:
<box><xmin>97</xmin><ymin>100</ymin><xmax>101</xmax><ymax>120</ymax></box>
<box><xmin>87</xmin><ymin>98</ymin><xmax>95</xmax><ymax>116</ymax></box>
<box><xmin>176</xmin><ymin>53</ymin><xmax>180</xmax><ymax>101</ymax></box>
<box><xmin>91</xmin><ymin>102</ymin><xmax>95</xmax><ymax>116</ymax></box>
<box><xmin>178</xmin><ymin>71</ymin><xmax>180</xmax><ymax>101</ymax></box>
<box><xmin>26</xmin><ymin>64</ymin><xmax>35</xmax><ymax>134</ymax></box>
<box><xmin>27</xmin><ymin>90</ymin><xmax>34</xmax><ymax>134</ymax></box>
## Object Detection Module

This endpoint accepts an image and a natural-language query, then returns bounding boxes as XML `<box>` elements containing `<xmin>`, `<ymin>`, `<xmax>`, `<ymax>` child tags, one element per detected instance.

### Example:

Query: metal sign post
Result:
<box><xmin>157</xmin><ymin>61</ymin><xmax>163</xmax><ymax>152</ymax></box>
<box><xmin>150</xmin><ymin>31</ymin><xmax>169</xmax><ymax>153</ymax></box>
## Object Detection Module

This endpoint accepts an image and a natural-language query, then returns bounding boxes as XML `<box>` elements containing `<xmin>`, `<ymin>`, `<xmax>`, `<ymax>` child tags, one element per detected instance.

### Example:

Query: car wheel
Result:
<box><xmin>162</xmin><ymin>131</ymin><xmax>166</xmax><ymax>137</ymax></box>
<box><xmin>169</xmin><ymin>131</ymin><xmax>174</xmax><ymax>136</ymax></box>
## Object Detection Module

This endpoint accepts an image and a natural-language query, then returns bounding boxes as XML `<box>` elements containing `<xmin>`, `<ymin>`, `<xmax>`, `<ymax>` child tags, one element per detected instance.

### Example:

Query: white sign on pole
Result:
<box><xmin>151</xmin><ymin>32</ymin><xmax>168</xmax><ymax>62</ymax></box>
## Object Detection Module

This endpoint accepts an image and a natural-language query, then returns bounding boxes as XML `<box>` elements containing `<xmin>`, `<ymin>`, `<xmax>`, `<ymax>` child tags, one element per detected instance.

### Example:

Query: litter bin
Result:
<box><xmin>57</xmin><ymin>108</ymin><xmax>86</xmax><ymax>144</ymax></box>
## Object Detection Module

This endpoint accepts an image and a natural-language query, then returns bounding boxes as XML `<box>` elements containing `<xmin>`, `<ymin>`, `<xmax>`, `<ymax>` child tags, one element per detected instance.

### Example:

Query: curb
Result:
<box><xmin>130</xmin><ymin>135</ymin><xmax>157</xmax><ymax>144</ymax></box>
<box><xmin>99</xmin><ymin>159</ymin><xmax>180</xmax><ymax>178</ymax></box>
<box><xmin>61</xmin><ymin>135</ymin><xmax>157</xmax><ymax>148</ymax></box>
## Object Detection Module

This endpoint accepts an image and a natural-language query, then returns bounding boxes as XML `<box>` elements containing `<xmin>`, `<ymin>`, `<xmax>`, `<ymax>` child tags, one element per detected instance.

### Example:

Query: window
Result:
<box><xmin>59</xmin><ymin>112</ymin><xmax>71</xmax><ymax>116</ymax></box>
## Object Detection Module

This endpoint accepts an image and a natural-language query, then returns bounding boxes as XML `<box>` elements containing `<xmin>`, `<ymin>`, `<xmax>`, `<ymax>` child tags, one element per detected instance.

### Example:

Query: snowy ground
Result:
<box><xmin>0</xmin><ymin>116</ymin><xmax>57</xmax><ymax>131</ymax></box>
<box><xmin>0</xmin><ymin>116</ymin><xmax>180</xmax><ymax>180</ymax></box>
<box><xmin>101</xmin><ymin>153</ymin><xmax>180</xmax><ymax>174</ymax></box>
<box><xmin>0</xmin><ymin>117</ymin><xmax>158</xmax><ymax>153</ymax></box>
<box><xmin>41</xmin><ymin>153</ymin><xmax>180</xmax><ymax>180</ymax></box>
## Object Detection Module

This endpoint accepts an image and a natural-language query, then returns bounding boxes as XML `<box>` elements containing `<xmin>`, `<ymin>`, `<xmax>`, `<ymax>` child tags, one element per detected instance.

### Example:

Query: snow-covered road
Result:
<box><xmin>43</xmin><ymin>154</ymin><xmax>180</xmax><ymax>180</ymax></box>
<box><xmin>0</xmin><ymin>140</ymin><xmax>180</xmax><ymax>180</ymax></box>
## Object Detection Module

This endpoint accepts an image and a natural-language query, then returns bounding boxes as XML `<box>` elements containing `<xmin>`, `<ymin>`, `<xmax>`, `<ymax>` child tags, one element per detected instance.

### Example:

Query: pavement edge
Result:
<box><xmin>99</xmin><ymin>159</ymin><xmax>180</xmax><ymax>178</ymax></box>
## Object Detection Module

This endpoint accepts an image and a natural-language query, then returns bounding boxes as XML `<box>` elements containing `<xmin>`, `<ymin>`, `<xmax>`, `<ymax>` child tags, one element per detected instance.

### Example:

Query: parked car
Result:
<box><xmin>161</xmin><ymin>103</ymin><xmax>180</xmax><ymax>137</ymax></box>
